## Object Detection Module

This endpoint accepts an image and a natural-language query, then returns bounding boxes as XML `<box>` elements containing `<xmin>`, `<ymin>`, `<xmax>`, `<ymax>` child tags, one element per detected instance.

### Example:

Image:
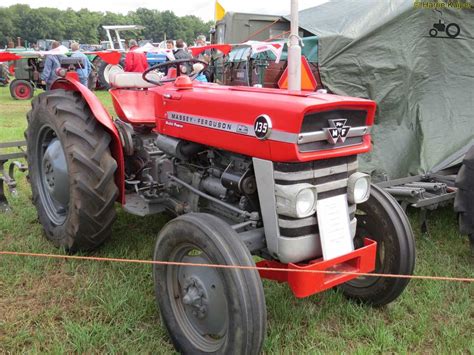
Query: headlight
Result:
<box><xmin>275</xmin><ymin>183</ymin><xmax>317</xmax><ymax>218</ymax></box>
<box><xmin>348</xmin><ymin>172</ymin><xmax>371</xmax><ymax>204</ymax></box>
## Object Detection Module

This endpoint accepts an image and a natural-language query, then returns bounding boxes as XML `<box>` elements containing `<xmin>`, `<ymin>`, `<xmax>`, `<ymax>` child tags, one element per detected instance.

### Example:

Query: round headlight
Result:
<box><xmin>354</xmin><ymin>178</ymin><xmax>369</xmax><ymax>202</ymax></box>
<box><xmin>275</xmin><ymin>183</ymin><xmax>317</xmax><ymax>218</ymax></box>
<box><xmin>296</xmin><ymin>188</ymin><xmax>316</xmax><ymax>217</ymax></box>
<box><xmin>348</xmin><ymin>172</ymin><xmax>371</xmax><ymax>204</ymax></box>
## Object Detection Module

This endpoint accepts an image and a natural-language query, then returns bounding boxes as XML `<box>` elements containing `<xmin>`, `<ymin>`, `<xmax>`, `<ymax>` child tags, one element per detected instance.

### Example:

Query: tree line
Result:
<box><xmin>0</xmin><ymin>5</ymin><xmax>214</xmax><ymax>47</ymax></box>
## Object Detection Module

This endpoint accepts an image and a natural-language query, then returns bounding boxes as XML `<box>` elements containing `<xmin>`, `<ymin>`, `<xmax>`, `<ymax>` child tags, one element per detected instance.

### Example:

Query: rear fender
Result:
<box><xmin>52</xmin><ymin>78</ymin><xmax>125</xmax><ymax>204</ymax></box>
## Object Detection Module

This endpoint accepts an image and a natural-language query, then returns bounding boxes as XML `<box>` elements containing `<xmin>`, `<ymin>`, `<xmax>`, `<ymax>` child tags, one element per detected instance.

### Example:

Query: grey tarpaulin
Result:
<box><xmin>293</xmin><ymin>0</ymin><xmax>474</xmax><ymax>179</ymax></box>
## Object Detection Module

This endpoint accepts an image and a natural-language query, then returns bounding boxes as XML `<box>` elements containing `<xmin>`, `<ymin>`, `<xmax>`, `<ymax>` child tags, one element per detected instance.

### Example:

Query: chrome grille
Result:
<box><xmin>298</xmin><ymin>110</ymin><xmax>369</xmax><ymax>152</ymax></box>
<box><xmin>274</xmin><ymin>156</ymin><xmax>358</xmax><ymax>238</ymax></box>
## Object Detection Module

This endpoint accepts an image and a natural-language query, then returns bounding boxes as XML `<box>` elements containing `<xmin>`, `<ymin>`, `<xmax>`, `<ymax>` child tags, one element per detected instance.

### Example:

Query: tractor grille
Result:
<box><xmin>298</xmin><ymin>109</ymin><xmax>369</xmax><ymax>152</ymax></box>
<box><xmin>274</xmin><ymin>156</ymin><xmax>357</xmax><ymax>239</ymax></box>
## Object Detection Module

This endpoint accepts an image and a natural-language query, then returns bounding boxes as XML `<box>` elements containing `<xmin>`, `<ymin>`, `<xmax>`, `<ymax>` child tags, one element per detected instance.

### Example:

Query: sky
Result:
<box><xmin>1</xmin><ymin>0</ymin><xmax>329</xmax><ymax>22</ymax></box>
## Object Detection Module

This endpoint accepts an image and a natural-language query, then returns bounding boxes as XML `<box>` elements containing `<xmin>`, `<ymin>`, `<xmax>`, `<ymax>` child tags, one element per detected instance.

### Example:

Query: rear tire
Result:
<box><xmin>455</xmin><ymin>144</ymin><xmax>474</xmax><ymax>253</ymax></box>
<box><xmin>153</xmin><ymin>213</ymin><xmax>267</xmax><ymax>354</ymax></box>
<box><xmin>0</xmin><ymin>63</ymin><xmax>9</xmax><ymax>86</ymax></box>
<box><xmin>26</xmin><ymin>89</ymin><xmax>118</xmax><ymax>252</ymax></box>
<box><xmin>339</xmin><ymin>184</ymin><xmax>416</xmax><ymax>306</ymax></box>
<box><xmin>10</xmin><ymin>79</ymin><xmax>34</xmax><ymax>100</ymax></box>
<box><xmin>446</xmin><ymin>23</ymin><xmax>461</xmax><ymax>38</ymax></box>
<box><xmin>98</xmin><ymin>60</ymin><xmax>124</xmax><ymax>90</ymax></box>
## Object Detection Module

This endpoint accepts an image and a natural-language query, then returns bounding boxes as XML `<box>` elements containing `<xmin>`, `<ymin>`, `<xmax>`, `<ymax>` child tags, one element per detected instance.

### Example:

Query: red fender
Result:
<box><xmin>52</xmin><ymin>77</ymin><xmax>125</xmax><ymax>204</ymax></box>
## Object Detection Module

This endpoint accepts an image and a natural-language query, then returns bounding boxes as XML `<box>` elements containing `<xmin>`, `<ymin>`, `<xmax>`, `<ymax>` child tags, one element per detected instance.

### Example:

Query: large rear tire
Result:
<box><xmin>454</xmin><ymin>144</ymin><xmax>474</xmax><ymax>253</ymax></box>
<box><xmin>153</xmin><ymin>213</ymin><xmax>267</xmax><ymax>354</ymax></box>
<box><xmin>26</xmin><ymin>89</ymin><xmax>118</xmax><ymax>252</ymax></box>
<box><xmin>339</xmin><ymin>184</ymin><xmax>416</xmax><ymax>306</ymax></box>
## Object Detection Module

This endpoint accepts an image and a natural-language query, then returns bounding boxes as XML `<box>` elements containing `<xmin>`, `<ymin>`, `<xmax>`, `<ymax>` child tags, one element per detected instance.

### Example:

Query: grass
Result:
<box><xmin>0</xmin><ymin>84</ymin><xmax>473</xmax><ymax>353</ymax></box>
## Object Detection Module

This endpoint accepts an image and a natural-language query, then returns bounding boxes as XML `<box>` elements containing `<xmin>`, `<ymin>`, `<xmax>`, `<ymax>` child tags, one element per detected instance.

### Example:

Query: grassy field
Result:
<box><xmin>0</xmin><ymin>84</ymin><xmax>473</xmax><ymax>354</ymax></box>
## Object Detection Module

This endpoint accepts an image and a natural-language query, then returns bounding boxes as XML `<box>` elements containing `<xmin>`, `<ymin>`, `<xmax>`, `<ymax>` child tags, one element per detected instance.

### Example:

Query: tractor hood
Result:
<box><xmin>156</xmin><ymin>83</ymin><xmax>376</xmax><ymax>162</ymax></box>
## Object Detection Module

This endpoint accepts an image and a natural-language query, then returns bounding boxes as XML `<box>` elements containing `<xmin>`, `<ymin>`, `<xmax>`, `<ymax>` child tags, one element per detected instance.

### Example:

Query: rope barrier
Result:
<box><xmin>241</xmin><ymin>18</ymin><xmax>281</xmax><ymax>43</ymax></box>
<box><xmin>264</xmin><ymin>30</ymin><xmax>291</xmax><ymax>42</ymax></box>
<box><xmin>1</xmin><ymin>250</ymin><xmax>473</xmax><ymax>283</ymax></box>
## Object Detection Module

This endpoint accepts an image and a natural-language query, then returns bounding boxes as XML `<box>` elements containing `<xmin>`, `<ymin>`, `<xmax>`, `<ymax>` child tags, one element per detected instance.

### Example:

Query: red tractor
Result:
<box><xmin>26</xmin><ymin>58</ymin><xmax>415</xmax><ymax>353</ymax></box>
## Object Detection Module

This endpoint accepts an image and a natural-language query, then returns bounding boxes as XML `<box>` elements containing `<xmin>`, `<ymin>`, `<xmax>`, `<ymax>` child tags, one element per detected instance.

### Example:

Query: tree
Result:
<box><xmin>0</xmin><ymin>4</ymin><xmax>213</xmax><ymax>47</ymax></box>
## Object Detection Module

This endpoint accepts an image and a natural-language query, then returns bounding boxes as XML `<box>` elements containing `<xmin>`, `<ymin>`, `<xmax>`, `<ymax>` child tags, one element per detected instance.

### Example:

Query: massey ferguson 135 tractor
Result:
<box><xmin>26</xmin><ymin>58</ymin><xmax>415</xmax><ymax>353</ymax></box>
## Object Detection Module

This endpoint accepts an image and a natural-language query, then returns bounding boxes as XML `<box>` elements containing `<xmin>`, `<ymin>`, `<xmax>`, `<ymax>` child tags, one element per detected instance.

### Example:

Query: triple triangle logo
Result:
<box><xmin>324</xmin><ymin>119</ymin><xmax>351</xmax><ymax>144</ymax></box>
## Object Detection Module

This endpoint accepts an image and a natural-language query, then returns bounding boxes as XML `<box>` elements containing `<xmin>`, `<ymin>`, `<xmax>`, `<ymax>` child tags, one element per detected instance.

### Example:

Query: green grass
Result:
<box><xmin>0</xmin><ymin>85</ymin><xmax>473</xmax><ymax>353</ymax></box>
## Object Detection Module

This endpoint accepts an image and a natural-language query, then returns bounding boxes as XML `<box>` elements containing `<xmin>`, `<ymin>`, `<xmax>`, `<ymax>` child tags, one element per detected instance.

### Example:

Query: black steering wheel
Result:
<box><xmin>142</xmin><ymin>58</ymin><xmax>208</xmax><ymax>86</ymax></box>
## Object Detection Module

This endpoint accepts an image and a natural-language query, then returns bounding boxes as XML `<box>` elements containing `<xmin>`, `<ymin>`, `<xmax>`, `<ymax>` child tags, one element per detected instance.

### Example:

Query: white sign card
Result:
<box><xmin>316</xmin><ymin>194</ymin><xmax>354</xmax><ymax>260</ymax></box>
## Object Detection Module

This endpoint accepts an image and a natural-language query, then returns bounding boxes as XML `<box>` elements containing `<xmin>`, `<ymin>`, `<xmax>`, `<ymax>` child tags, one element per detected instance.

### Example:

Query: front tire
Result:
<box><xmin>153</xmin><ymin>213</ymin><xmax>267</xmax><ymax>354</ymax></box>
<box><xmin>339</xmin><ymin>184</ymin><xmax>416</xmax><ymax>306</ymax></box>
<box><xmin>26</xmin><ymin>89</ymin><xmax>118</xmax><ymax>252</ymax></box>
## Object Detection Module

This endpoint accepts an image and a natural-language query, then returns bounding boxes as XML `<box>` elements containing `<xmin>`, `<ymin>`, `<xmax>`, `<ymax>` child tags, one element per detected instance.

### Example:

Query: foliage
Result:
<box><xmin>0</xmin><ymin>5</ymin><xmax>213</xmax><ymax>47</ymax></box>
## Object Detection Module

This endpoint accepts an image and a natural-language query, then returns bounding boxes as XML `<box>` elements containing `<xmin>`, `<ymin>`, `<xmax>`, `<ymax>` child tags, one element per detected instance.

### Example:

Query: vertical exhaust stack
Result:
<box><xmin>288</xmin><ymin>0</ymin><xmax>301</xmax><ymax>91</ymax></box>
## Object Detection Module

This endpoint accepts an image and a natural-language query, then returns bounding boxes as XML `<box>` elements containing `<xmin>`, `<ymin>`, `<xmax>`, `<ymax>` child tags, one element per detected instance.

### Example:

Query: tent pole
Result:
<box><xmin>288</xmin><ymin>0</ymin><xmax>301</xmax><ymax>91</ymax></box>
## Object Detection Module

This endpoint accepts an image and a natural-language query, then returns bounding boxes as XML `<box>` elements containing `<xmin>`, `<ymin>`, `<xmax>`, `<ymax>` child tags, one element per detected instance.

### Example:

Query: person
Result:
<box><xmin>124</xmin><ymin>39</ymin><xmax>148</xmax><ymax>73</ymax></box>
<box><xmin>166</xmin><ymin>40</ymin><xmax>174</xmax><ymax>50</ymax></box>
<box><xmin>165</xmin><ymin>40</ymin><xmax>175</xmax><ymax>61</ymax></box>
<box><xmin>173</xmin><ymin>39</ymin><xmax>192</xmax><ymax>74</ymax></box>
<box><xmin>40</xmin><ymin>41</ymin><xmax>66</xmax><ymax>90</ymax></box>
<box><xmin>191</xmin><ymin>63</ymin><xmax>208</xmax><ymax>82</ymax></box>
<box><xmin>194</xmin><ymin>35</ymin><xmax>213</xmax><ymax>82</ymax></box>
<box><xmin>173</xmin><ymin>39</ymin><xmax>191</xmax><ymax>60</ymax></box>
<box><xmin>70</xmin><ymin>42</ymin><xmax>92</xmax><ymax>87</ymax></box>
<box><xmin>195</xmin><ymin>35</ymin><xmax>206</xmax><ymax>47</ymax></box>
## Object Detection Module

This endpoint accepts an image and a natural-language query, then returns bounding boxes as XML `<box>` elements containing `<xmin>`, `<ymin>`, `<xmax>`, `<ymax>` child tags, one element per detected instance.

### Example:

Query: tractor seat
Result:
<box><xmin>109</xmin><ymin>71</ymin><xmax>162</xmax><ymax>89</ymax></box>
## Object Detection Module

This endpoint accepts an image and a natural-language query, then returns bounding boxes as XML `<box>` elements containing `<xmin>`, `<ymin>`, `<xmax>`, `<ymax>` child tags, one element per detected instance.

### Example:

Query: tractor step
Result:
<box><xmin>0</xmin><ymin>140</ymin><xmax>27</xmax><ymax>212</ymax></box>
<box><xmin>123</xmin><ymin>193</ymin><xmax>166</xmax><ymax>216</ymax></box>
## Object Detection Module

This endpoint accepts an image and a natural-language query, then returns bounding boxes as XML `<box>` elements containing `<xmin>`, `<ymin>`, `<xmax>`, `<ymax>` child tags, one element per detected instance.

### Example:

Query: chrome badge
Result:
<box><xmin>324</xmin><ymin>119</ymin><xmax>351</xmax><ymax>144</ymax></box>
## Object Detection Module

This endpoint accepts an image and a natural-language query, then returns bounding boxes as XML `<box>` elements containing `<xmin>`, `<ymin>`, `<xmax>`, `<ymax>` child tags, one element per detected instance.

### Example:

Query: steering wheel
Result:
<box><xmin>142</xmin><ymin>58</ymin><xmax>208</xmax><ymax>86</ymax></box>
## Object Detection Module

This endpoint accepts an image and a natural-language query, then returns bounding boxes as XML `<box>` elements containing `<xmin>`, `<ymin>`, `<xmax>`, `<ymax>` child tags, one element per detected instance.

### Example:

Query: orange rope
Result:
<box><xmin>1</xmin><ymin>251</ymin><xmax>473</xmax><ymax>283</ymax></box>
<box><xmin>264</xmin><ymin>30</ymin><xmax>291</xmax><ymax>42</ymax></box>
<box><xmin>241</xmin><ymin>18</ymin><xmax>281</xmax><ymax>43</ymax></box>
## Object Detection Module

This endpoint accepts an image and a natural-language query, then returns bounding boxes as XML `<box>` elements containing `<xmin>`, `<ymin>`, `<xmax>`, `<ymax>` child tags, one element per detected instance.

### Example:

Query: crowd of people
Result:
<box><xmin>40</xmin><ymin>35</ymin><xmax>210</xmax><ymax>90</ymax></box>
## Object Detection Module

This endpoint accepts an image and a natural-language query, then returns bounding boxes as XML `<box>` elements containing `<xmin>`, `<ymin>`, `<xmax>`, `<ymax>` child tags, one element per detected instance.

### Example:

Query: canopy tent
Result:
<box><xmin>291</xmin><ymin>0</ymin><xmax>474</xmax><ymax>179</ymax></box>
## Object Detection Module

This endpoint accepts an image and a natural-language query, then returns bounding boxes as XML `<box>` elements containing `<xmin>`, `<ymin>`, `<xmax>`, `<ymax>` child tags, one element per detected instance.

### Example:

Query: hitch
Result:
<box><xmin>0</xmin><ymin>140</ymin><xmax>28</xmax><ymax>212</ymax></box>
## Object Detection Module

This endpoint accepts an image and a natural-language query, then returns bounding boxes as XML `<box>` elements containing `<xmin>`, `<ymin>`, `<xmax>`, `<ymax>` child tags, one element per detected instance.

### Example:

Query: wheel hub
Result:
<box><xmin>41</xmin><ymin>139</ymin><xmax>69</xmax><ymax>206</ymax></box>
<box><xmin>176</xmin><ymin>254</ymin><xmax>228</xmax><ymax>338</ymax></box>
<box><xmin>182</xmin><ymin>277</ymin><xmax>208</xmax><ymax>319</ymax></box>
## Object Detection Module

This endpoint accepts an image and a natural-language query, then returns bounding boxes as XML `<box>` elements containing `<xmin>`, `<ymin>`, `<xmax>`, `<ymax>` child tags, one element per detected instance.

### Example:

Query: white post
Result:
<box><xmin>115</xmin><ymin>30</ymin><xmax>124</xmax><ymax>51</ymax></box>
<box><xmin>288</xmin><ymin>0</ymin><xmax>301</xmax><ymax>91</ymax></box>
<box><xmin>106</xmin><ymin>29</ymin><xmax>114</xmax><ymax>50</ymax></box>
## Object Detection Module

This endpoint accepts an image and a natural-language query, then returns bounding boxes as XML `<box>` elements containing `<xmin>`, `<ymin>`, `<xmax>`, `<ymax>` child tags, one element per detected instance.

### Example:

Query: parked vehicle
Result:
<box><xmin>8</xmin><ymin>53</ymin><xmax>44</xmax><ymax>99</ymax></box>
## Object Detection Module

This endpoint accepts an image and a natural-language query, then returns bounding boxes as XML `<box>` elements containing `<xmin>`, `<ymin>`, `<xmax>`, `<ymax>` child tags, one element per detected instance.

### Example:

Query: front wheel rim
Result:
<box><xmin>36</xmin><ymin>126</ymin><xmax>70</xmax><ymax>225</ymax></box>
<box><xmin>166</xmin><ymin>243</ymin><xmax>228</xmax><ymax>352</ymax></box>
<box><xmin>14</xmin><ymin>83</ymin><xmax>31</xmax><ymax>98</ymax></box>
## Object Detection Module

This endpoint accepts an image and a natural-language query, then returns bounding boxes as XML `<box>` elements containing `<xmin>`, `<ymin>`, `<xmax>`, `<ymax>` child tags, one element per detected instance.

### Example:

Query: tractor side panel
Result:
<box><xmin>52</xmin><ymin>78</ymin><xmax>126</xmax><ymax>203</ymax></box>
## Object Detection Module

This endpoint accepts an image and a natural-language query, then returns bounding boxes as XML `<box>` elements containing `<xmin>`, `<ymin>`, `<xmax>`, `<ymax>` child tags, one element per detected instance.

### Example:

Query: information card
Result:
<box><xmin>316</xmin><ymin>194</ymin><xmax>354</xmax><ymax>260</ymax></box>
